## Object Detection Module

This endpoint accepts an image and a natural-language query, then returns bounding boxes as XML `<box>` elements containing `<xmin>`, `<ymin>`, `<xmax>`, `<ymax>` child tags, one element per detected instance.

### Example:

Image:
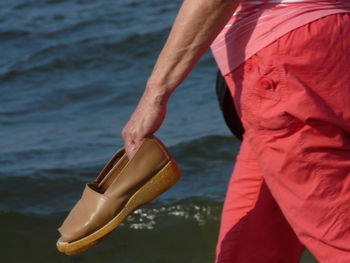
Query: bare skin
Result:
<box><xmin>122</xmin><ymin>0</ymin><xmax>240</xmax><ymax>158</ymax></box>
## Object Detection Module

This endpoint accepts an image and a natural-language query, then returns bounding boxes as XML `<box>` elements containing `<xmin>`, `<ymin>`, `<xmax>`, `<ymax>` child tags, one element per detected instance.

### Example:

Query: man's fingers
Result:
<box><xmin>125</xmin><ymin>139</ymin><xmax>142</xmax><ymax>160</ymax></box>
<box><xmin>122</xmin><ymin>127</ymin><xmax>143</xmax><ymax>160</ymax></box>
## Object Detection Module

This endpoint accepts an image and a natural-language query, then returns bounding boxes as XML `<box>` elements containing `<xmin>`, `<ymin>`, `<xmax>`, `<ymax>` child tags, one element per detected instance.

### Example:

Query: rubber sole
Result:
<box><xmin>56</xmin><ymin>158</ymin><xmax>180</xmax><ymax>255</ymax></box>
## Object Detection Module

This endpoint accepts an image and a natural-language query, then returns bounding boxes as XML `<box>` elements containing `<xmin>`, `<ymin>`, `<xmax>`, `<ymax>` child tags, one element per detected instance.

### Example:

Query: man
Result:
<box><xmin>122</xmin><ymin>1</ymin><xmax>350</xmax><ymax>262</ymax></box>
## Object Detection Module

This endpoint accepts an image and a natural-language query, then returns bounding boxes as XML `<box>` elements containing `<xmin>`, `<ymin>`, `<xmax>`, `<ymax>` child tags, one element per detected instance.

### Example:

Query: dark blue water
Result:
<box><xmin>0</xmin><ymin>0</ymin><xmax>317</xmax><ymax>262</ymax></box>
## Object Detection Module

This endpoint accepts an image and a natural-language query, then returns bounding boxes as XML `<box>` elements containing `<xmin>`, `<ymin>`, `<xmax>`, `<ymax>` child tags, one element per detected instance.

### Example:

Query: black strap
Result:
<box><xmin>216</xmin><ymin>70</ymin><xmax>244</xmax><ymax>141</ymax></box>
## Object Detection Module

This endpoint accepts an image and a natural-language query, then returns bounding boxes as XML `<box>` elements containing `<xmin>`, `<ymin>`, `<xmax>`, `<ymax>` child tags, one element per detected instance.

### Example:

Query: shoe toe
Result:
<box><xmin>58</xmin><ymin>184</ymin><xmax>115</xmax><ymax>243</ymax></box>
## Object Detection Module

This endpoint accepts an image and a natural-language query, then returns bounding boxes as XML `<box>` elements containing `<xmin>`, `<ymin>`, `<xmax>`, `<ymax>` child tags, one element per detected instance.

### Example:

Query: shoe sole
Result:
<box><xmin>56</xmin><ymin>158</ymin><xmax>180</xmax><ymax>255</ymax></box>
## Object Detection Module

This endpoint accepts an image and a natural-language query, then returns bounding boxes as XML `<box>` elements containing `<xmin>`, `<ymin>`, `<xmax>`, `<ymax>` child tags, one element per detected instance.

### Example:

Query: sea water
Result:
<box><xmin>0</xmin><ymin>0</ymin><xmax>317</xmax><ymax>262</ymax></box>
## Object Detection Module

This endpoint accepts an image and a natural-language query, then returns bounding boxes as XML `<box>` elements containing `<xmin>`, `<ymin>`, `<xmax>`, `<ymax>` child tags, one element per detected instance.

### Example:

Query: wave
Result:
<box><xmin>1</xmin><ymin>197</ymin><xmax>223</xmax><ymax>226</ymax></box>
<box><xmin>0</xmin><ymin>135</ymin><xmax>238</xmax><ymax>216</ymax></box>
<box><xmin>0</xmin><ymin>202</ymin><xmax>317</xmax><ymax>263</ymax></box>
<box><xmin>170</xmin><ymin>135</ymin><xmax>239</xmax><ymax>174</ymax></box>
<box><xmin>1</xmin><ymin>26</ymin><xmax>169</xmax><ymax>83</ymax></box>
<box><xmin>123</xmin><ymin>198</ymin><xmax>222</xmax><ymax>229</ymax></box>
<box><xmin>1</xmin><ymin>201</ymin><xmax>220</xmax><ymax>262</ymax></box>
<box><xmin>0</xmin><ymin>29</ymin><xmax>30</xmax><ymax>40</ymax></box>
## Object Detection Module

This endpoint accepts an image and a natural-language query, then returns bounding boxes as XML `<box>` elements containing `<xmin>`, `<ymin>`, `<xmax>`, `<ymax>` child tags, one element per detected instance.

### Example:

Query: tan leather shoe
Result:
<box><xmin>56</xmin><ymin>136</ymin><xmax>180</xmax><ymax>255</ymax></box>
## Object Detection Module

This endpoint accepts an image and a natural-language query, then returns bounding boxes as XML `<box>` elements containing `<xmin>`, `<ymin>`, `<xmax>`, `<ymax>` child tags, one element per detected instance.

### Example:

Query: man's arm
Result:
<box><xmin>122</xmin><ymin>0</ymin><xmax>240</xmax><ymax>158</ymax></box>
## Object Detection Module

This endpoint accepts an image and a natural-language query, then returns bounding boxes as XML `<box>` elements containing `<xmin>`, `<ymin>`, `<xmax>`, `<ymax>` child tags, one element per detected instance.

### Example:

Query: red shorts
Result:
<box><xmin>216</xmin><ymin>13</ymin><xmax>350</xmax><ymax>263</ymax></box>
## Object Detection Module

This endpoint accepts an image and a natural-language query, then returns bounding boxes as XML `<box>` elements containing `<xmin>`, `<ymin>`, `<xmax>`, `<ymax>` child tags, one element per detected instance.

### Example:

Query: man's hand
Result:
<box><xmin>122</xmin><ymin>88</ymin><xmax>167</xmax><ymax>159</ymax></box>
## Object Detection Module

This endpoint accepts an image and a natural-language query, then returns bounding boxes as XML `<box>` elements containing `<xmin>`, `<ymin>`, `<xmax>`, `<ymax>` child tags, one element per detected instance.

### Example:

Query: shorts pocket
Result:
<box><xmin>241</xmin><ymin>56</ymin><xmax>296</xmax><ymax>132</ymax></box>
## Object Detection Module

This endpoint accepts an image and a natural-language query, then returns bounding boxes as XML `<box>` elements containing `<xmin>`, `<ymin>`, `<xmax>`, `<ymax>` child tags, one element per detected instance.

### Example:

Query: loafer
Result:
<box><xmin>56</xmin><ymin>136</ymin><xmax>180</xmax><ymax>255</ymax></box>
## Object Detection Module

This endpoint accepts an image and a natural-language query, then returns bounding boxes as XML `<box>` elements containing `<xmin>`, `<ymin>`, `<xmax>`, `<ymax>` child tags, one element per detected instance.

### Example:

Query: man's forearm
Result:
<box><xmin>122</xmin><ymin>0</ymin><xmax>240</xmax><ymax>158</ymax></box>
<box><xmin>146</xmin><ymin>0</ymin><xmax>240</xmax><ymax>101</ymax></box>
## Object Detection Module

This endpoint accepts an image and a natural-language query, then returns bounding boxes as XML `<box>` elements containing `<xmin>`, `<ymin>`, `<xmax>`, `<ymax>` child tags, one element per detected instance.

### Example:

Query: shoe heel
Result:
<box><xmin>125</xmin><ymin>158</ymin><xmax>180</xmax><ymax>210</ymax></box>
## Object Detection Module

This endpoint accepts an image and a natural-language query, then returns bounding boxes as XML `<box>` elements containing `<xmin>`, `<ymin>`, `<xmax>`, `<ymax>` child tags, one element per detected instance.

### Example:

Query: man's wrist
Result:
<box><xmin>145</xmin><ymin>79</ymin><xmax>172</xmax><ymax>105</ymax></box>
